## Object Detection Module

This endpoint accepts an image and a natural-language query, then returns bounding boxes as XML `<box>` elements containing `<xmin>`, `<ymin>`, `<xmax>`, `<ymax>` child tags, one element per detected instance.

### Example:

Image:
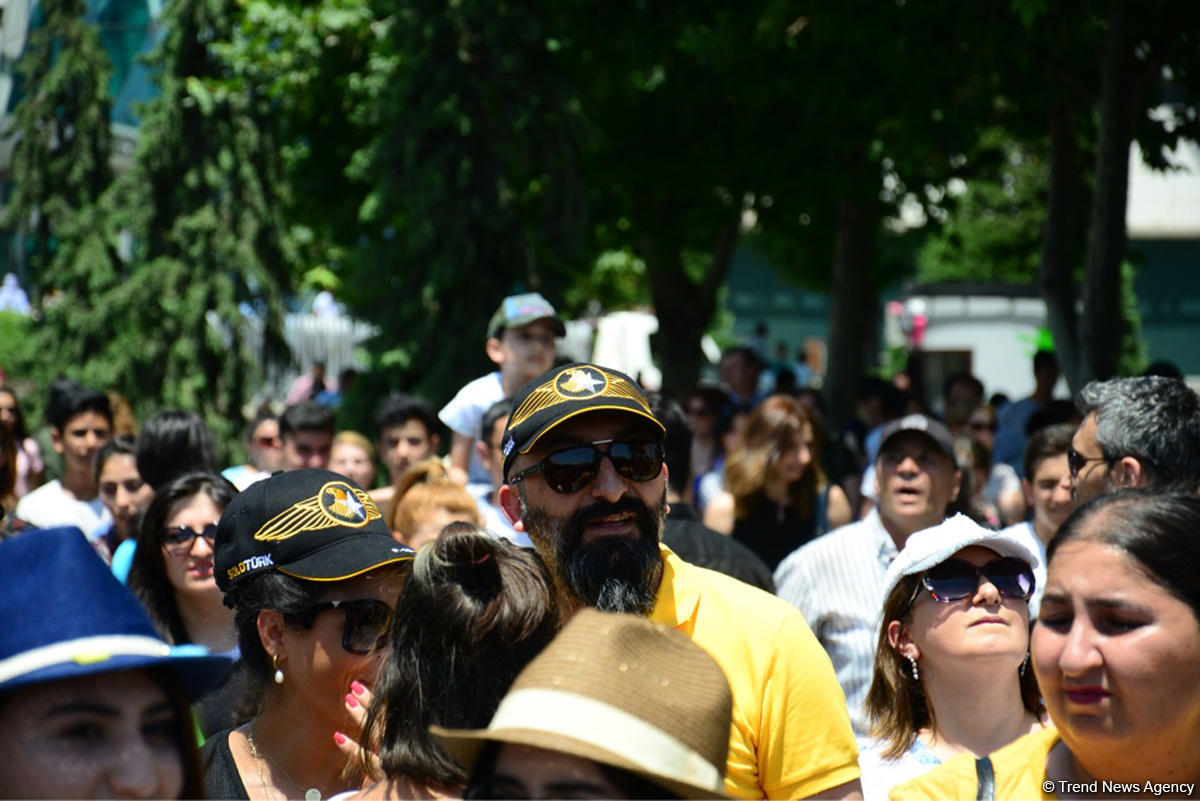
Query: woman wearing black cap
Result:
<box><xmin>202</xmin><ymin>469</ymin><xmax>415</xmax><ymax>801</ymax></box>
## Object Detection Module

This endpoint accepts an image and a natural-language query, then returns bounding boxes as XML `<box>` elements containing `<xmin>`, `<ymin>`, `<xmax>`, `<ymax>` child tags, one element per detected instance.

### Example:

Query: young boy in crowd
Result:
<box><xmin>16</xmin><ymin>379</ymin><xmax>112</xmax><ymax>534</ymax></box>
<box><xmin>439</xmin><ymin>292</ymin><xmax>563</xmax><ymax>486</ymax></box>
<box><xmin>278</xmin><ymin>401</ymin><xmax>335</xmax><ymax>471</ymax></box>
<box><xmin>368</xmin><ymin>394</ymin><xmax>441</xmax><ymax>516</ymax></box>
<box><xmin>1001</xmin><ymin>422</ymin><xmax>1076</xmax><ymax>616</ymax></box>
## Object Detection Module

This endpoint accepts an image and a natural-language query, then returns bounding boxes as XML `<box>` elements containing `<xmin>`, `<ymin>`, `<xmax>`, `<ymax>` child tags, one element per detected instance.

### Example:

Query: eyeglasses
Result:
<box><xmin>919</xmin><ymin>557</ymin><xmax>1035</xmax><ymax>604</ymax></box>
<box><xmin>1067</xmin><ymin>444</ymin><xmax>1106</xmax><ymax>478</ymax></box>
<box><xmin>160</xmin><ymin>523</ymin><xmax>218</xmax><ymax>556</ymax></box>
<box><xmin>968</xmin><ymin>420</ymin><xmax>997</xmax><ymax>433</ymax></box>
<box><xmin>290</xmin><ymin>599</ymin><xmax>394</xmax><ymax>655</ymax></box>
<box><xmin>509</xmin><ymin>439</ymin><xmax>664</xmax><ymax>494</ymax></box>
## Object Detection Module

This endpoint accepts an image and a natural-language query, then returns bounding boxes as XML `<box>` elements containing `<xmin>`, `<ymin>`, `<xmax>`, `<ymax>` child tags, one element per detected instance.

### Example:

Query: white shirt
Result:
<box><xmin>774</xmin><ymin>508</ymin><xmax>899</xmax><ymax>741</ymax></box>
<box><xmin>438</xmin><ymin>371</ymin><xmax>504</xmax><ymax>485</ymax></box>
<box><xmin>858</xmin><ymin>736</ymin><xmax>943</xmax><ymax>801</ymax></box>
<box><xmin>16</xmin><ymin>479</ymin><xmax>111</xmax><ymax>537</ymax></box>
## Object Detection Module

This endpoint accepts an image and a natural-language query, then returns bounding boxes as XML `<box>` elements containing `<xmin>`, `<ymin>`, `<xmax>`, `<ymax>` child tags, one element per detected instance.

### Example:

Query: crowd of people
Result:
<box><xmin>1</xmin><ymin>290</ymin><xmax>1200</xmax><ymax>800</ymax></box>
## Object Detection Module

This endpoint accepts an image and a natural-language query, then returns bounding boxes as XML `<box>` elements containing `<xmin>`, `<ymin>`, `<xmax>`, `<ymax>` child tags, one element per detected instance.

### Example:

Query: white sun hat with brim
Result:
<box><xmin>881</xmin><ymin>513</ymin><xmax>1043</xmax><ymax>608</ymax></box>
<box><xmin>433</xmin><ymin>608</ymin><xmax>733</xmax><ymax>799</ymax></box>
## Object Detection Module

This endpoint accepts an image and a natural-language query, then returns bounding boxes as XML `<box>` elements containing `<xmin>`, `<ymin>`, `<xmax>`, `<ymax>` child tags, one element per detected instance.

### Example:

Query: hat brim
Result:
<box><xmin>902</xmin><ymin>532</ymin><xmax>1040</xmax><ymax>579</ymax></box>
<box><xmin>276</xmin><ymin>534</ymin><xmax>414</xmax><ymax>582</ymax></box>
<box><xmin>0</xmin><ymin>642</ymin><xmax>234</xmax><ymax>700</ymax></box>
<box><xmin>432</xmin><ymin>726</ymin><xmax>728</xmax><ymax>800</ymax></box>
<box><xmin>516</xmin><ymin>405</ymin><xmax>665</xmax><ymax>459</ymax></box>
<box><xmin>491</xmin><ymin>314</ymin><xmax>566</xmax><ymax>338</ymax></box>
<box><xmin>881</xmin><ymin>515</ymin><xmax>1043</xmax><ymax>605</ymax></box>
<box><xmin>878</xmin><ymin>427</ymin><xmax>957</xmax><ymax>467</ymax></box>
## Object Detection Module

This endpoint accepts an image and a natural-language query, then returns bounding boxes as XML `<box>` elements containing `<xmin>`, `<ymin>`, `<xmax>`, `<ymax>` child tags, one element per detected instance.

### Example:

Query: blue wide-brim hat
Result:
<box><xmin>0</xmin><ymin>526</ymin><xmax>234</xmax><ymax>696</ymax></box>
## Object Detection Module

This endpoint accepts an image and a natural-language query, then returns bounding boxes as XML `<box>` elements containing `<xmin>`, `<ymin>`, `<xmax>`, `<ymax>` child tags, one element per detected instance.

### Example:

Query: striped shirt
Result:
<box><xmin>774</xmin><ymin>508</ymin><xmax>899</xmax><ymax>741</ymax></box>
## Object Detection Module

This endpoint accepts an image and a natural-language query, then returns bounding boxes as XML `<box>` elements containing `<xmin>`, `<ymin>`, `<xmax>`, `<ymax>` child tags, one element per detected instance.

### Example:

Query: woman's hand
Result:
<box><xmin>335</xmin><ymin>680</ymin><xmax>383</xmax><ymax>781</ymax></box>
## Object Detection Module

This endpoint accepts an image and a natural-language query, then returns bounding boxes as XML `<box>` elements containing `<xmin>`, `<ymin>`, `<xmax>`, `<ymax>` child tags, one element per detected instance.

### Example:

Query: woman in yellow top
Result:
<box><xmin>892</xmin><ymin>490</ymin><xmax>1200</xmax><ymax>800</ymax></box>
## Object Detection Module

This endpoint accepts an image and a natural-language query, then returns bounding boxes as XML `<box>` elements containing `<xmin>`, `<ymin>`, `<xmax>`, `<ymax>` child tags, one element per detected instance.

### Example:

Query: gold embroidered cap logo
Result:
<box><xmin>509</xmin><ymin>365</ymin><xmax>652</xmax><ymax>433</ymax></box>
<box><xmin>253</xmin><ymin>480</ymin><xmax>381</xmax><ymax>542</ymax></box>
<box><xmin>555</xmin><ymin>366</ymin><xmax>608</xmax><ymax>398</ymax></box>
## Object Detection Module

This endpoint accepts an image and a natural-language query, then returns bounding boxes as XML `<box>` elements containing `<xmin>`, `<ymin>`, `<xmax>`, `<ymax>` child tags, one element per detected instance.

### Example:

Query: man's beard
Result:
<box><xmin>519</xmin><ymin>488</ymin><xmax>667</xmax><ymax>616</ymax></box>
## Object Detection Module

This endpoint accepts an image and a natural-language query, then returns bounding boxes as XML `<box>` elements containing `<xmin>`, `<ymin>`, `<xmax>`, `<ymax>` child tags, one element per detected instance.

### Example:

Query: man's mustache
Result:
<box><xmin>567</xmin><ymin>496</ymin><xmax>655</xmax><ymax>530</ymax></box>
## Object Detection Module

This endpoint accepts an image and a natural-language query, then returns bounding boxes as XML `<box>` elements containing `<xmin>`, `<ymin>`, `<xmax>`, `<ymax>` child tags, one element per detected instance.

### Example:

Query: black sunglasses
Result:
<box><xmin>1067</xmin><ymin>444</ymin><xmax>1106</xmax><ymax>478</ymax></box>
<box><xmin>509</xmin><ymin>439</ymin><xmax>664</xmax><ymax>494</ymax></box>
<box><xmin>290</xmin><ymin>598</ymin><xmax>394</xmax><ymax>655</ymax></box>
<box><xmin>919</xmin><ymin>557</ymin><xmax>1035</xmax><ymax>604</ymax></box>
<box><xmin>160</xmin><ymin>523</ymin><xmax>218</xmax><ymax>555</ymax></box>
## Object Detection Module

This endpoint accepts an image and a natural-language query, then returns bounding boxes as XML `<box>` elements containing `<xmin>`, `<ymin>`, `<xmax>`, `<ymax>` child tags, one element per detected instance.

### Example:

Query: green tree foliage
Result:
<box><xmin>15</xmin><ymin>0</ymin><xmax>298</xmax><ymax>456</ymax></box>
<box><xmin>4</xmin><ymin>0</ymin><xmax>113</xmax><ymax>287</ymax></box>
<box><xmin>98</xmin><ymin>0</ymin><xmax>297</xmax><ymax>450</ymax></box>
<box><xmin>346</xmin><ymin>0</ymin><xmax>586</xmax><ymax>403</ymax></box>
<box><xmin>916</xmin><ymin>137</ymin><xmax>1046</xmax><ymax>285</ymax></box>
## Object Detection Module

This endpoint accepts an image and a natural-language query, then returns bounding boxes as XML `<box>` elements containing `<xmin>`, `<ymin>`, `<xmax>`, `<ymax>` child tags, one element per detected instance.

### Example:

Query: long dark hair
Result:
<box><xmin>128</xmin><ymin>472</ymin><xmax>237</xmax><ymax>644</ymax></box>
<box><xmin>219</xmin><ymin>569</ymin><xmax>326</xmax><ymax>719</ymax></box>
<box><xmin>0</xmin><ymin>386</ymin><xmax>28</xmax><ymax>441</ymax></box>
<box><xmin>362</xmin><ymin>523</ymin><xmax>558</xmax><ymax>789</ymax></box>
<box><xmin>135</xmin><ymin>410</ymin><xmax>218</xmax><ymax>491</ymax></box>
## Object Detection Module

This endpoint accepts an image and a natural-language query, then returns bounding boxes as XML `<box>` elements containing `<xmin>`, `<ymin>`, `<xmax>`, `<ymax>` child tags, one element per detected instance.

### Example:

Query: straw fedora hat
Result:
<box><xmin>433</xmin><ymin>609</ymin><xmax>732</xmax><ymax>799</ymax></box>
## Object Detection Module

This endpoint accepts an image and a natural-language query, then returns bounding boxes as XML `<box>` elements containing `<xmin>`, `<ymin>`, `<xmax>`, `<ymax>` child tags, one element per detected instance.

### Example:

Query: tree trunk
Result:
<box><xmin>824</xmin><ymin>192</ymin><xmax>878</xmax><ymax>431</ymax></box>
<box><xmin>645</xmin><ymin>217</ymin><xmax>739</xmax><ymax>398</ymax></box>
<box><xmin>1039</xmin><ymin>100</ymin><xmax>1083</xmax><ymax>393</ymax></box>
<box><xmin>1079</xmin><ymin>8</ymin><xmax>1135</xmax><ymax>384</ymax></box>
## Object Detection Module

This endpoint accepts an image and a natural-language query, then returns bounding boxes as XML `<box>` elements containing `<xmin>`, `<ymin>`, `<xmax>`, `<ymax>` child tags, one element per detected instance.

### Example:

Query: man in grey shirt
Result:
<box><xmin>775</xmin><ymin>414</ymin><xmax>962</xmax><ymax>739</ymax></box>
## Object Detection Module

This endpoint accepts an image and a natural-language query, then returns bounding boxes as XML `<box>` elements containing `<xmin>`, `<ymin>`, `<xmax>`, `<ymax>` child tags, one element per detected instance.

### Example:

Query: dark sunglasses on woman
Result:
<box><xmin>160</xmin><ymin>523</ymin><xmax>219</xmax><ymax>556</ymax></box>
<box><xmin>920</xmin><ymin>556</ymin><xmax>1035</xmax><ymax>604</ymax></box>
<box><xmin>290</xmin><ymin>598</ymin><xmax>394</xmax><ymax>655</ymax></box>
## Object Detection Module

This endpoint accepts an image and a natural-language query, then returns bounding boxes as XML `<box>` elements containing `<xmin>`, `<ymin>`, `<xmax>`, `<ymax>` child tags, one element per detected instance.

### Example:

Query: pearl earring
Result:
<box><xmin>1020</xmin><ymin>653</ymin><xmax>1029</xmax><ymax>677</ymax></box>
<box><xmin>273</xmin><ymin>654</ymin><xmax>284</xmax><ymax>685</ymax></box>
<box><xmin>907</xmin><ymin>655</ymin><xmax>919</xmax><ymax>681</ymax></box>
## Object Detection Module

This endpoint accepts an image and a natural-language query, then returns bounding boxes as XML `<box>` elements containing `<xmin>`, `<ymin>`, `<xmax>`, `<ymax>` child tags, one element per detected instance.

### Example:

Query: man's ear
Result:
<box><xmin>50</xmin><ymin>427</ymin><xmax>64</xmax><ymax>455</ymax></box>
<box><xmin>1112</xmin><ymin>456</ymin><xmax>1148</xmax><ymax>488</ymax></box>
<box><xmin>497</xmin><ymin>483</ymin><xmax>526</xmax><ymax>531</ymax></box>
<box><xmin>429</xmin><ymin>432</ymin><xmax>441</xmax><ymax>452</ymax></box>
<box><xmin>948</xmin><ymin>468</ymin><xmax>963</xmax><ymax>504</ymax></box>
<box><xmin>485</xmin><ymin>336</ymin><xmax>505</xmax><ymax>366</ymax></box>
<box><xmin>887</xmin><ymin>619</ymin><xmax>920</xmax><ymax>661</ymax></box>
<box><xmin>1021</xmin><ymin>477</ymin><xmax>1034</xmax><ymax>509</ymax></box>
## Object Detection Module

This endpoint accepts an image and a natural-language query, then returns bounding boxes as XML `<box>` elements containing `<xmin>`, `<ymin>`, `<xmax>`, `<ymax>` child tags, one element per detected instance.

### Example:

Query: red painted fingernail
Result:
<box><xmin>351</xmin><ymin>681</ymin><xmax>366</xmax><ymax>695</ymax></box>
<box><xmin>334</xmin><ymin>731</ymin><xmax>347</xmax><ymax>745</ymax></box>
<box><xmin>345</xmin><ymin>693</ymin><xmax>358</xmax><ymax>708</ymax></box>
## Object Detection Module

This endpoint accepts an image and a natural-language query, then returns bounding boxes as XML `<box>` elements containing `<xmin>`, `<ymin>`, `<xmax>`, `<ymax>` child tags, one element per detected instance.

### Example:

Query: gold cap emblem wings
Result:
<box><xmin>254</xmin><ymin>481</ymin><xmax>381</xmax><ymax>542</ymax></box>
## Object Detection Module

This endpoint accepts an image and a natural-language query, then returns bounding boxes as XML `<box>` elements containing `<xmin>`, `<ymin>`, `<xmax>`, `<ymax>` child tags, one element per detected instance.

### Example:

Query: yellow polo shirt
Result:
<box><xmin>890</xmin><ymin>727</ymin><xmax>1060</xmax><ymax>801</ymax></box>
<box><xmin>650</xmin><ymin>545</ymin><xmax>860</xmax><ymax>799</ymax></box>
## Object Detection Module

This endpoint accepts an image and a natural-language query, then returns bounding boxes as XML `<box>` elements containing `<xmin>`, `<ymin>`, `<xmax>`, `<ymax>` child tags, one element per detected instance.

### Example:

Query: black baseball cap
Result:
<box><xmin>877</xmin><ymin>414</ymin><xmax>957</xmax><ymax>467</ymax></box>
<box><xmin>501</xmin><ymin>362</ymin><xmax>665</xmax><ymax>481</ymax></box>
<box><xmin>215</xmin><ymin>469</ymin><xmax>414</xmax><ymax>591</ymax></box>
